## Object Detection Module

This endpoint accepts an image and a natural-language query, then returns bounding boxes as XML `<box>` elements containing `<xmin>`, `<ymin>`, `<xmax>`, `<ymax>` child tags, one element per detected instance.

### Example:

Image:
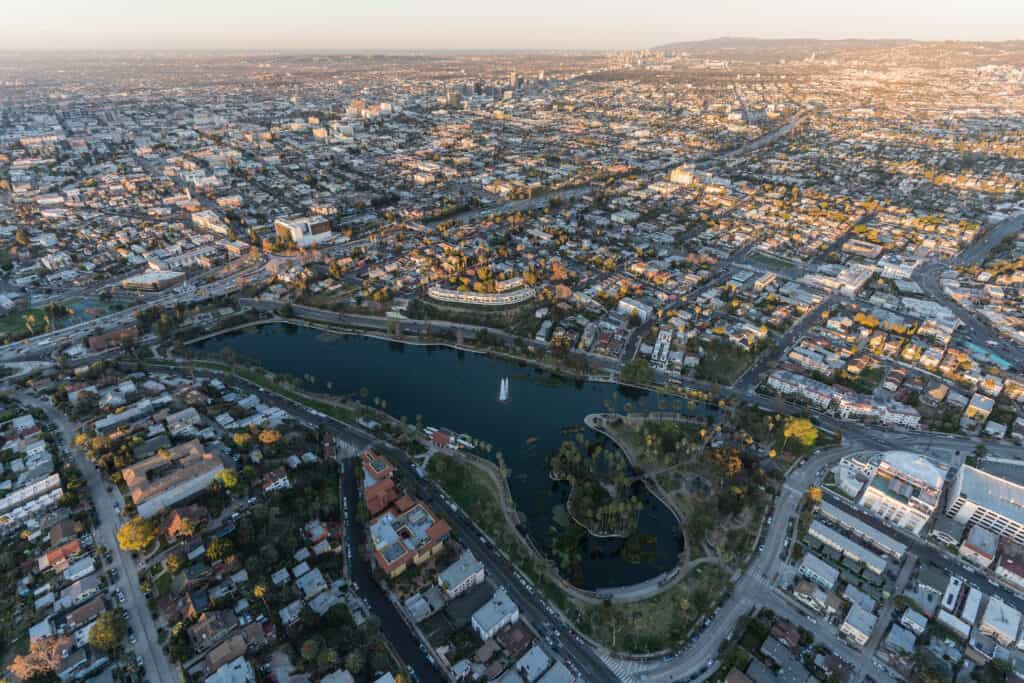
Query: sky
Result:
<box><xmin>2</xmin><ymin>0</ymin><xmax>1022</xmax><ymax>51</ymax></box>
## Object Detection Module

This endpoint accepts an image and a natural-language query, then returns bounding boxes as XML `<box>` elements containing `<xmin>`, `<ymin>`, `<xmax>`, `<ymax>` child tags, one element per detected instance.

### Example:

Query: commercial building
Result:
<box><xmin>947</xmin><ymin>466</ymin><xmax>1024</xmax><ymax>546</ymax></box>
<box><xmin>995</xmin><ymin>541</ymin><xmax>1024</xmax><ymax>592</ymax></box>
<box><xmin>121</xmin><ymin>439</ymin><xmax>227</xmax><ymax>518</ymax></box>
<box><xmin>274</xmin><ymin>215</ymin><xmax>333</xmax><ymax>247</ymax></box>
<box><xmin>121</xmin><ymin>270</ymin><xmax>187</xmax><ymax>291</ymax></box>
<box><xmin>959</xmin><ymin>525</ymin><xmax>1000</xmax><ymax>568</ymax></box>
<box><xmin>472</xmin><ymin>587</ymin><xmax>520</xmax><ymax>640</ymax></box>
<box><xmin>87</xmin><ymin>325</ymin><xmax>139</xmax><ymax>353</ymax></box>
<box><xmin>858</xmin><ymin>451</ymin><xmax>945</xmax><ymax>535</ymax></box>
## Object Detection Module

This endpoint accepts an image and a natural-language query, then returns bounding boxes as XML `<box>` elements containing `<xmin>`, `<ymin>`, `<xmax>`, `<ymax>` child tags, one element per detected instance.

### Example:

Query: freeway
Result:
<box><xmin>955</xmin><ymin>210</ymin><xmax>1024</xmax><ymax>267</ymax></box>
<box><xmin>0</xmin><ymin>259</ymin><xmax>271</xmax><ymax>363</ymax></box>
<box><xmin>914</xmin><ymin>261</ymin><xmax>1024</xmax><ymax>367</ymax></box>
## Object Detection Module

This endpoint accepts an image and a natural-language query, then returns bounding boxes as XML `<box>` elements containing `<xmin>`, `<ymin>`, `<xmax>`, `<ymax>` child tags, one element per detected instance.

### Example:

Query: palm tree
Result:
<box><xmin>23</xmin><ymin>313</ymin><xmax>36</xmax><ymax>335</ymax></box>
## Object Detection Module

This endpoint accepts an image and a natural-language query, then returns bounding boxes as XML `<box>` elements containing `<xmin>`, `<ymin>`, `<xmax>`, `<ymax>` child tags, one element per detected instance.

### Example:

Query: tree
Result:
<box><xmin>621</xmin><ymin>358</ymin><xmax>655</xmax><ymax>385</ymax></box>
<box><xmin>300</xmin><ymin>639</ymin><xmax>320</xmax><ymax>663</ymax></box>
<box><xmin>317</xmin><ymin>648</ymin><xmax>339</xmax><ymax>671</ymax></box>
<box><xmin>165</xmin><ymin>552</ymin><xmax>186</xmax><ymax>574</ymax></box>
<box><xmin>253</xmin><ymin>583</ymin><xmax>270</xmax><ymax>611</ymax></box>
<box><xmin>232</xmin><ymin>432</ymin><xmax>252</xmax><ymax>450</ymax></box>
<box><xmin>117</xmin><ymin>516</ymin><xmax>157</xmax><ymax>552</ymax></box>
<box><xmin>782</xmin><ymin>417</ymin><xmax>819</xmax><ymax>451</ymax></box>
<box><xmin>344</xmin><ymin>650</ymin><xmax>365</xmax><ymax>674</ymax></box>
<box><xmin>258</xmin><ymin>429</ymin><xmax>281</xmax><ymax>446</ymax></box>
<box><xmin>89</xmin><ymin>611</ymin><xmax>127</xmax><ymax>651</ymax></box>
<box><xmin>807</xmin><ymin>486</ymin><xmax>823</xmax><ymax>504</ymax></box>
<box><xmin>216</xmin><ymin>469</ymin><xmax>240</xmax><ymax>490</ymax></box>
<box><xmin>206</xmin><ymin>537</ymin><xmax>235</xmax><ymax>562</ymax></box>
<box><xmin>8</xmin><ymin>636</ymin><xmax>72</xmax><ymax>679</ymax></box>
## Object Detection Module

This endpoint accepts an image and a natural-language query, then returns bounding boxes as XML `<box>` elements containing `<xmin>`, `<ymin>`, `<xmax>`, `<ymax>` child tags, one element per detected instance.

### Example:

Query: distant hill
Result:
<box><xmin>651</xmin><ymin>36</ymin><xmax>913</xmax><ymax>59</ymax></box>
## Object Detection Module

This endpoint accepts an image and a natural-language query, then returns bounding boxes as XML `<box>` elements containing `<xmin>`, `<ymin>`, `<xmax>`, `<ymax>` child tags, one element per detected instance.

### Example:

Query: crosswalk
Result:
<box><xmin>599</xmin><ymin>653</ymin><xmax>657</xmax><ymax>682</ymax></box>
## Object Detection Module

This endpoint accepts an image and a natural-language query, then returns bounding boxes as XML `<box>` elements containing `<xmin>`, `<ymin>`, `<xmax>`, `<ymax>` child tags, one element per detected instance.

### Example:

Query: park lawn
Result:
<box><xmin>427</xmin><ymin>452</ymin><xmax>734</xmax><ymax>655</ymax></box>
<box><xmin>426</xmin><ymin>453</ymin><xmax>528</xmax><ymax>565</ymax></box>
<box><xmin>0</xmin><ymin>307</ymin><xmax>44</xmax><ymax>336</ymax></box>
<box><xmin>425</xmin><ymin>453</ymin><xmax>572</xmax><ymax>612</ymax></box>
<box><xmin>696</xmin><ymin>339</ymin><xmax>753</xmax><ymax>385</ymax></box>
<box><xmin>183</xmin><ymin>359</ymin><xmax>358</xmax><ymax>424</ymax></box>
<box><xmin>576</xmin><ymin>562</ymin><xmax>732</xmax><ymax>655</ymax></box>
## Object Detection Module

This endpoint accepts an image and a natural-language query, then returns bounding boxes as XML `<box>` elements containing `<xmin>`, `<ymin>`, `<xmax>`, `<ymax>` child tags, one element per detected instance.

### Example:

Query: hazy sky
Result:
<box><xmin>2</xmin><ymin>0</ymin><xmax>1022</xmax><ymax>51</ymax></box>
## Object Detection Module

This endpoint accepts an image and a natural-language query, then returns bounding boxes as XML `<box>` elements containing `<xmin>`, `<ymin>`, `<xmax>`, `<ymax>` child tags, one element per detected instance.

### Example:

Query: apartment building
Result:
<box><xmin>807</xmin><ymin>520</ymin><xmax>888</xmax><ymax>575</ymax></box>
<box><xmin>369</xmin><ymin>498</ymin><xmax>450</xmax><ymax>578</ymax></box>
<box><xmin>437</xmin><ymin>550</ymin><xmax>485</xmax><ymax>600</ymax></box>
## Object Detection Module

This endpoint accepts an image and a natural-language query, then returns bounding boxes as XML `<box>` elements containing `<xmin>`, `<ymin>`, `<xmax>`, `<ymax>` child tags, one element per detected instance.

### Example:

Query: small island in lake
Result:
<box><xmin>549</xmin><ymin>439</ymin><xmax>643</xmax><ymax>538</ymax></box>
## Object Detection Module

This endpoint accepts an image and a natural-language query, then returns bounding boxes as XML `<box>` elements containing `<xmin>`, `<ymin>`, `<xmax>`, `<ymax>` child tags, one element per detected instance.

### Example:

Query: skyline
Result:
<box><xmin>3</xmin><ymin>0</ymin><xmax>1024</xmax><ymax>51</ymax></box>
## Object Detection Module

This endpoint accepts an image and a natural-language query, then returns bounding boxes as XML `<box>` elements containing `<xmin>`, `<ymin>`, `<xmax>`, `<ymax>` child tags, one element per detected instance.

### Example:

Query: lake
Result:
<box><xmin>195</xmin><ymin>323</ymin><xmax>707</xmax><ymax>590</ymax></box>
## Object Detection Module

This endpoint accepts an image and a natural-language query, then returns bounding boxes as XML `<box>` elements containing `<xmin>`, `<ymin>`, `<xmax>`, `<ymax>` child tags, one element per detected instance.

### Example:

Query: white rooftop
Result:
<box><xmin>880</xmin><ymin>450</ymin><xmax>945</xmax><ymax>490</ymax></box>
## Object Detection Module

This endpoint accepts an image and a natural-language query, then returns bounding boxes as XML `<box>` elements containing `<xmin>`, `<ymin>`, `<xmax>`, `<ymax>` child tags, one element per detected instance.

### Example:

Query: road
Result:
<box><xmin>15</xmin><ymin>393</ymin><xmax>177</xmax><ymax>683</ymax></box>
<box><xmin>339</xmin><ymin>465</ymin><xmax>441</xmax><ymax>682</ymax></box>
<box><xmin>914</xmin><ymin>262</ymin><xmax>1024</xmax><ymax>366</ymax></box>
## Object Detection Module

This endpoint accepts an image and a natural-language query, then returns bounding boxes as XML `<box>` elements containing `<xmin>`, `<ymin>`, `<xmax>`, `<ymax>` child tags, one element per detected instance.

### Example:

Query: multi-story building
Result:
<box><xmin>817</xmin><ymin>501</ymin><xmax>907</xmax><ymax>559</ymax></box>
<box><xmin>427</xmin><ymin>284</ymin><xmax>536</xmax><ymax>306</ymax></box>
<box><xmin>959</xmin><ymin>525</ymin><xmax>1000</xmax><ymax>568</ymax></box>
<box><xmin>799</xmin><ymin>553</ymin><xmax>839</xmax><ymax>591</ymax></box>
<box><xmin>274</xmin><ymin>215</ymin><xmax>333</xmax><ymax>247</ymax></box>
<box><xmin>979</xmin><ymin>597</ymin><xmax>1022</xmax><ymax>647</ymax></box>
<box><xmin>471</xmin><ymin>587</ymin><xmax>520</xmax><ymax>640</ymax></box>
<box><xmin>369</xmin><ymin>498</ymin><xmax>450</xmax><ymax>578</ymax></box>
<box><xmin>807</xmin><ymin>521</ymin><xmax>888</xmax><ymax>575</ymax></box>
<box><xmin>840</xmin><ymin>604</ymin><xmax>877</xmax><ymax>648</ymax></box>
<box><xmin>121</xmin><ymin>439</ymin><xmax>227</xmax><ymax>518</ymax></box>
<box><xmin>437</xmin><ymin>550</ymin><xmax>485</xmax><ymax>599</ymax></box>
<box><xmin>858</xmin><ymin>450</ymin><xmax>945</xmax><ymax>535</ymax></box>
<box><xmin>947</xmin><ymin>466</ymin><xmax>1024</xmax><ymax>545</ymax></box>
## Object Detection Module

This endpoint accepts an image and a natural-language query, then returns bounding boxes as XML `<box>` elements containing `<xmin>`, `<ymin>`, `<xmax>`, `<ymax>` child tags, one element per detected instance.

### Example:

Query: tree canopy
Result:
<box><xmin>89</xmin><ymin>611</ymin><xmax>127</xmax><ymax>651</ymax></box>
<box><xmin>783</xmin><ymin>417</ymin><xmax>819</xmax><ymax>451</ymax></box>
<box><xmin>117</xmin><ymin>516</ymin><xmax>158</xmax><ymax>552</ymax></box>
<box><xmin>8</xmin><ymin>636</ymin><xmax>72</xmax><ymax>679</ymax></box>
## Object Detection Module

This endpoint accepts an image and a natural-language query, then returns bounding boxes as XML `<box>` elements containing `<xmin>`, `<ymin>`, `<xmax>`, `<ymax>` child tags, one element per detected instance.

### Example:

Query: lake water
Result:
<box><xmin>194</xmin><ymin>323</ymin><xmax>705</xmax><ymax>589</ymax></box>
